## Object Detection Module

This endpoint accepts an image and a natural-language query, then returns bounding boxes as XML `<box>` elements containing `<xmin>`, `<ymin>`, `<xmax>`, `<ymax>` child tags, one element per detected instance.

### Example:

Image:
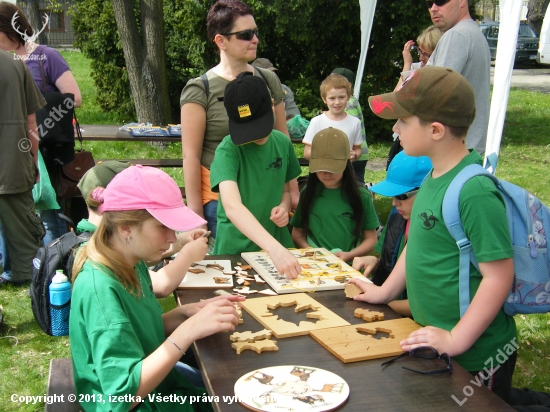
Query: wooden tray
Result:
<box><xmin>241</xmin><ymin>248</ymin><xmax>369</xmax><ymax>294</ymax></box>
<box><xmin>177</xmin><ymin>260</ymin><xmax>233</xmax><ymax>289</ymax></box>
<box><xmin>309</xmin><ymin>317</ymin><xmax>422</xmax><ymax>363</ymax></box>
<box><xmin>240</xmin><ymin>293</ymin><xmax>350</xmax><ymax>338</ymax></box>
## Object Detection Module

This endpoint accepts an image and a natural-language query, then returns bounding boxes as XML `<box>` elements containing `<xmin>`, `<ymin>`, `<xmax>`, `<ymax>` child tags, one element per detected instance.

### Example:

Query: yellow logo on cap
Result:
<box><xmin>238</xmin><ymin>104</ymin><xmax>252</xmax><ymax>118</ymax></box>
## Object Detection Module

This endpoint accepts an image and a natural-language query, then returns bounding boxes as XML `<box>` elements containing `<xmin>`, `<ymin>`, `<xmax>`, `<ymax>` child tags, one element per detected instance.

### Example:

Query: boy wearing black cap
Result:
<box><xmin>210</xmin><ymin>72</ymin><xmax>302</xmax><ymax>279</ymax></box>
<box><xmin>351</xmin><ymin>66</ymin><xmax>516</xmax><ymax>403</ymax></box>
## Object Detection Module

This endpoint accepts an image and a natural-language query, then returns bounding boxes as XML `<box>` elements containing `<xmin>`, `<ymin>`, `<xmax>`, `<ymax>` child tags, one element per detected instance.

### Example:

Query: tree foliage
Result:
<box><xmin>71</xmin><ymin>0</ymin><xmax>432</xmax><ymax>140</ymax></box>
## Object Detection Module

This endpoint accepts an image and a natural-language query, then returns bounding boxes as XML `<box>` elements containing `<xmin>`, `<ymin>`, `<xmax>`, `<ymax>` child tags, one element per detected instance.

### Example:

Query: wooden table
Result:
<box><xmin>175</xmin><ymin>255</ymin><xmax>513</xmax><ymax>412</ymax></box>
<box><xmin>78</xmin><ymin>125</ymin><xmax>308</xmax><ymax>168</ymax></box>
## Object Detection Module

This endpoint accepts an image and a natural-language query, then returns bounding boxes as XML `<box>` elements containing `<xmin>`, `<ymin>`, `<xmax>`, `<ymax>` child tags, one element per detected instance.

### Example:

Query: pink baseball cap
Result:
<box><xmin>99</xmin><ymin>165</ymin><xmax>206</xmax><ymax>231</ymax></box>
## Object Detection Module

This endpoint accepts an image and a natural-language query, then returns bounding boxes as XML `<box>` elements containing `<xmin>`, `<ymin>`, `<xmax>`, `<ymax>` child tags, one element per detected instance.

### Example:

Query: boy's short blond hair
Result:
<box><xmin>320</xmin><ymin>74</ymin><xmax>352</xmax><ymax>99</ymax></box>
<box><xmin>417</xmin><ymin>25</ymin><xmax>442</xmax><ymax>53</ymax></box>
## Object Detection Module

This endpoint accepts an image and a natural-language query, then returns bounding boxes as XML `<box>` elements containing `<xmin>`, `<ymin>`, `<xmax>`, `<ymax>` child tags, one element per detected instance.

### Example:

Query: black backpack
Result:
<box><xmin>30</xmin><ymin>231</ymin><xmax>92</xmax><ymax>335</ymax></box>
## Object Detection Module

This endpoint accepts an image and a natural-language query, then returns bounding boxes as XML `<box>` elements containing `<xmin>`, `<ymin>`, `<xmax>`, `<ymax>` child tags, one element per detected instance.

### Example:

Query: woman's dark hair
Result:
<box><xmin>206</xmin><ymin>0</ymin><xmax>253</xmax><ymax>52</ymax></box>
<box><xmin>0</xmin><ymin>2</ymin><xmax>33</xmax><ymax>47</ymax></box>
<box><xmin>299</xmin><ymin>162</ymin><xmax>365</xmax><ymax>246</ymax></box>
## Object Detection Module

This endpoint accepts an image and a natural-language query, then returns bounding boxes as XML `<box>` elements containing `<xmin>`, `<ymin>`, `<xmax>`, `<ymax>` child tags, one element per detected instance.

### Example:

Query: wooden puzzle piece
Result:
<box><xmin>344</xmin><ymin>283</ymin><xmax>363</xmax><ymax>299</ymax></box>
<box><xmin>229</xmin><ymin>329</ymin><xmax>272</xmax><ymax>342</ymax></box>
<box><xmin>354</xmin><ymin>308</ymin><xmax>384</xmax><ymax>322</ymax></box>
<box><xmin>356</xmin><ymin>326</ymin><xmax>395</xmax><ymax>339</ymax></box>
<box><xmin>234</xmin><ymin>304</ymin><xmax>243</xmax><ymax>324</ymax></box>
<box><xmin>306</xmin><ymin>312</ymin><xmax>324</xmax><ymax>320</ymax></box>
<box><xmin>188</xmin><ymin>268</ymin><xmax>205</xmax><ymax>274</ymax></box>
<box><xmin>213</xmin><ymin>277</ymin><xmax>230</xmax><ymax>284</ymax></box>
<box><xmin>232</xmin><ymin>339</ymin><xmax>279</xmax><ymax>354</ymax></box>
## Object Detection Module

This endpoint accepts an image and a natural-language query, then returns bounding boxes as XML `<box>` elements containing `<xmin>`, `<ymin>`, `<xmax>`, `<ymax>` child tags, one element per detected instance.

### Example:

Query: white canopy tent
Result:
<box><xmin>355</xmin><ymin>0</ymin><xmax>523</xmax><ymax>169</ymax></box>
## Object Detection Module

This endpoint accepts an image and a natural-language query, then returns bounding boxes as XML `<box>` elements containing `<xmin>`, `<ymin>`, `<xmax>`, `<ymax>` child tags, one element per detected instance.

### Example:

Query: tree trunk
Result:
<box><xmin>111</xmin><ymin>0</ymin><xmax>172</xmax><ymax>126</ymax></box>
<box><xmin>527</xmin><ymin>0</ymin><xmax>550</xmax><ymax>36</ymax></box>
<box><xmin>17</xmin><ymin>0</ymin><xmax>48</xmax><ymax>45</ymax></box>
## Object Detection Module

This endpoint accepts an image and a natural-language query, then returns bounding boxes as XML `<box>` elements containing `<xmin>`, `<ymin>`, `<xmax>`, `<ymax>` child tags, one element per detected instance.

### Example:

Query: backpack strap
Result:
<box><xmin>441</xmin><ymin>163</ymin><xmax>500</xmax><ymax>318</ymax></box>
<box><xmin>200</xmin><ymin>73</ymin><xmax>210</xmax><ymax>98</ymax></box>
<box><xmin>252</xmin><ymin>66</ymin><xmax>268</xmax><ymax>84</ymax></box>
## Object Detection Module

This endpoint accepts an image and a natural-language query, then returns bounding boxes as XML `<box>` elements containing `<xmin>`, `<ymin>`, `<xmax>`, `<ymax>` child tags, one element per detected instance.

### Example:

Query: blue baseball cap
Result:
<box><xmin>369</xmin><ymin>151</ymin><xmax>432</xmax><ymax>197</ymax></box>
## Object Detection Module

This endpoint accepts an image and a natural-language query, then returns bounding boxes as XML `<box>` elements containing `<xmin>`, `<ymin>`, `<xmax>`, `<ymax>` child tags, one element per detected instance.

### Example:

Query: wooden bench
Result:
<box><xmin>45</xmin><ymin>358</ymin><xmax>82</xmax><ymax>412</ymax></box>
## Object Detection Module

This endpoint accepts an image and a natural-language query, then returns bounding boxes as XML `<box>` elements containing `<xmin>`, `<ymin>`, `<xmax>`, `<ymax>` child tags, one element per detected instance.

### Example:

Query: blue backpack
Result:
<box><xmin>442</xmin><ymin>154</ymin><xmax>550</xmax><ymax>317</ymax></box>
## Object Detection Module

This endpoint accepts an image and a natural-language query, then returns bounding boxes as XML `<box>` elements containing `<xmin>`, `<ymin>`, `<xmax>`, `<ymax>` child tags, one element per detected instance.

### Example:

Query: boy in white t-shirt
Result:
<box><xmin>302</xmin><ymin>74</ymin><xmax>363</xmax><ymax>162</ymax></box>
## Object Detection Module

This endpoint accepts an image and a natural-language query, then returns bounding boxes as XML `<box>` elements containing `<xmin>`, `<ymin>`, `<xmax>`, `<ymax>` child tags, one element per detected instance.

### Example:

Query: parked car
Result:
<box><xmin>479</xmin><ymin>21</ymin><xmax>539</xmax><ymax>64</ymax></box>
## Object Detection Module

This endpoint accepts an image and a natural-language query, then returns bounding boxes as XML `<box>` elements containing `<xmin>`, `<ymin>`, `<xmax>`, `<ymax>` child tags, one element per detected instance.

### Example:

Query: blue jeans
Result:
<box><xmin>174</xmin><ymin>361</ymin><xmax>204</xmax><ymax>387</ymax></box>
<box><xmin>0</xmin><ymin>220</ymin><xmax>11</xmax><ymax>279</ymax></box>
<box><xmin>203</xmin><ymin>200</ymin><xmax>218</xmax><ymax>238</ymax></box>
<box><xmin>38</xmin><ymin>199</ymin><xmax>67</xmax><ymax>246</ymax></box>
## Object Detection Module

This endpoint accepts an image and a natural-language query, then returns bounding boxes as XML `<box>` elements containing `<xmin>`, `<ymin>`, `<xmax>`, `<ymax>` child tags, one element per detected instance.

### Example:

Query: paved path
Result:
<box><xmin>491</xmin><ymin>64</ymin><xmax>550</xmax><ymax>93</ymax></box>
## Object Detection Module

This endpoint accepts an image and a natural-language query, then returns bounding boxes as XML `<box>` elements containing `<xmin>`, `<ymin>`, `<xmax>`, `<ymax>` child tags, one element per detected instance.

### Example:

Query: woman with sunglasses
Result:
<box><xmin>180</xmin><ymin>0</ymin><xmax>294</xmax><ymax>240</ymax></box>
<box><xmin>395</xmin><ymin>25</ymin><xmax>441</xmax><ymax>90</ymax></box>
<box><xmin>350</xmin><ymin>151</ymin><xmax>432</xmax><ymax>317</ymax></box>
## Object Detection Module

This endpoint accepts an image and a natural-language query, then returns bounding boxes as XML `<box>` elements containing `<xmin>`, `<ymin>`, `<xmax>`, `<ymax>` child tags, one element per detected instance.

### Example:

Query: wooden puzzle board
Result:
<box><xmin>241</xmin><ymin>248</ymin><xmax>370</xmax><ymax>294</ymax></box>
<box><xmin>234</xmin><ymin>365</ymin><xmax>349</xmax><ymax>412</ymax></box>
<box><xmin>309</xmin><ymin>317</ymin><xmax>422</xmax><ymax>363</ymax></box>
<box><xmin>240</xmin><ymin>293</ymin><xmax>350</xmax><ymax>338</ymax></box>
<box><xmin>177</xmin><ymin>260</ymin><xmax>233</xmax><ymax>289</ymax></box>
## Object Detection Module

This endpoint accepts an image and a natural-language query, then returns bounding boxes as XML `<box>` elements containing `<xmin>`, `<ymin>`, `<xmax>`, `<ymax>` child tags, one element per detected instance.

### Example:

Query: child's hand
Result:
<box><xmin>352</xmin><ymin>256</ymin><xmax>379</xmax><ymax>276</ymax></box>
<box><xmin>269</xmin><ymin>245</ymin><xmax>301</xmax><ymax>279</ymax></box>
<box><xmin>400</xmin><ymin>326</ymin><xmax>461</xmax><ymax>357</ymax></box>
<box><xmin>180</xmin><ymin>299</ymin><xmax>240</xmax><ymax>341</ymax></box>
<box><xmin>270</xmin><ymin>206</ymin><xmax>289</xmax><ymax>228</ymax></box>
<box><xmin>347</xmin><ymin>278</ymin><xmax>385</xmax><ymax>304</ymax></box>
<box><xmin>186</xmin><ymin>229</ymin><xmax>208</xmax><ymax>242</ymax></box>
<box><xmin>179</xmin><ymin>236</ymin><xmax>208</xmax><ymax>263</ymax></box>
<box><xmin>334</xmin><ymin>251</ymin><xmax>353</xmax><ymax>263</ymax></box>
<box><xmin>181</xmin><ymin>295</ymin><xmax>246</xmax><ymax>318</ymax></box>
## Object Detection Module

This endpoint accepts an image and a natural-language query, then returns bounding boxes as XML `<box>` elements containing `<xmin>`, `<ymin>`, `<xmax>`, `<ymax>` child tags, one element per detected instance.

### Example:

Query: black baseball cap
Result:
<box><xmin>224</xmin><ymin>71</ymin><xmax>274</xmax><ymax>145</ymax></box>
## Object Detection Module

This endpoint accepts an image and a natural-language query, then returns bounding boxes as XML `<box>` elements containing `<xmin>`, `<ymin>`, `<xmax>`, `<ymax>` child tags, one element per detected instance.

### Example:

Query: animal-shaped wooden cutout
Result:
<box><xmin>354</xmin><ymin>308</ymin><xmax>384</xmax><ymax>322</ymax></box>
<box><xmin>230</xmin><ymin>329</ymin><xmax>272</xmax><ymax>342</ymax></box>
<box><xmin>231</xmin><ymin>339</ymin><xmax>279</xmax><ymax>355</ymax></box>
<box><xmin>344</xmin><ymin>283</ymin><xmax>363</xmax><ymax>299</ymax></box>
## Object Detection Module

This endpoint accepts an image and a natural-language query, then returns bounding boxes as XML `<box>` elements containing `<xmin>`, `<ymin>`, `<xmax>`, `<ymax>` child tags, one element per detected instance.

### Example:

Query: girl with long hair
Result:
<box><xmin>291</xmin><ymin>128</ymin><xmax>379</xmax><ymax>263</ymax></box>
<box><xmin>70</xmin><ymin>165</ymin><xmax>243</xmax><ymax>411</ymax></box>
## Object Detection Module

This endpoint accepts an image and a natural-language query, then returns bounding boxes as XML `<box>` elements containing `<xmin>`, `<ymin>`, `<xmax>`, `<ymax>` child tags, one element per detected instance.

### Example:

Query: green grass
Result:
<box><xmin>1</xmin><ymin>51</ymin><xmax>549</xmax><ymax>411</ymax></box>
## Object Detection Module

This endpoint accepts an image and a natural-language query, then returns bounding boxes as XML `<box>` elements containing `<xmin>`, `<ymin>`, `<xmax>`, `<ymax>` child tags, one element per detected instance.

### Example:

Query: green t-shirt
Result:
<box><xmin>210</xmin><ymin>131</ymin><xmax>301</xmax><ymax>255</ymax></box>
<box><xmin>406</xmin><ymin>150</ymin><xmax>516</xmax><ymax>371</ymax></box>
<box><xmin>290</xmin><ymin>186</ymin><xmax>379</xmax><ymax>253</ymax></box>
<box><xmin>0</xmin><ymin>53</ymin><xmax>45</xmax><ymax>194</ymax></box>
<box><xmin>346</xmin><ymin>96</ymin><xmax>368</xmax><ymax>160</ymax></box>
<box><xmin>76</xmin><ymin>219</ymin><xmax>97</xmax><ymax>235</ymax></box>
<box><xmin>70</xmin><ymin>260</ymin><xmax>209</xmax><ymax>411</ymax></box>
<box><xmin>180</xmin><ymin>68</ymin><xmax>285</xmax><ymax>169</ymax></box>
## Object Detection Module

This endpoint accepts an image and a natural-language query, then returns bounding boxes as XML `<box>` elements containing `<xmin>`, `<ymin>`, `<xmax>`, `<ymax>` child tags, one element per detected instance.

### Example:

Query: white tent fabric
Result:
<box><xmin>355</xmin><ymin>0</ymin><xmax>522</xmax><ymax>171</ymax></box>
<box><xmin>485</xmin><ymin>0</ymin><xmax>523</xmax><ymax>168</ymax></box>
<box><xmin>354</xmin><ymin>0</ymin><xmax>377</xmax><ymax>100</ymax></box>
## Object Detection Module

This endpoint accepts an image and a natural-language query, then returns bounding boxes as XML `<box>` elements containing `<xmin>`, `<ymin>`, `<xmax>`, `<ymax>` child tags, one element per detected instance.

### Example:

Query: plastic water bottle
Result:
<box><xmin>50</xmin><ymin>270</ymin><xmax>71</xmax><ymax>336</ymax></box>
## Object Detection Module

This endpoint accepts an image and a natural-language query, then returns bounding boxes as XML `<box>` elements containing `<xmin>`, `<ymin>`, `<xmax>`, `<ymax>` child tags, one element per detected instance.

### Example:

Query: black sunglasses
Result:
<box><xmin>425</xmin><ymin>0</ymin><xmax>451</xmax><ymax>8</ymax></box>
<box><xmin>381</xmin><ymin>346</ymin><xmax>453</xmax><ymax>375</ymax></box>
<box><xmin>221</xmin><ymin>28</ymin><xmax>259</xmax><ymax>41</ymax></box>
<box><xmin>394</xmin><ymin>189</ymin><xmax>418</xmax><ymax>201</ymax></box>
